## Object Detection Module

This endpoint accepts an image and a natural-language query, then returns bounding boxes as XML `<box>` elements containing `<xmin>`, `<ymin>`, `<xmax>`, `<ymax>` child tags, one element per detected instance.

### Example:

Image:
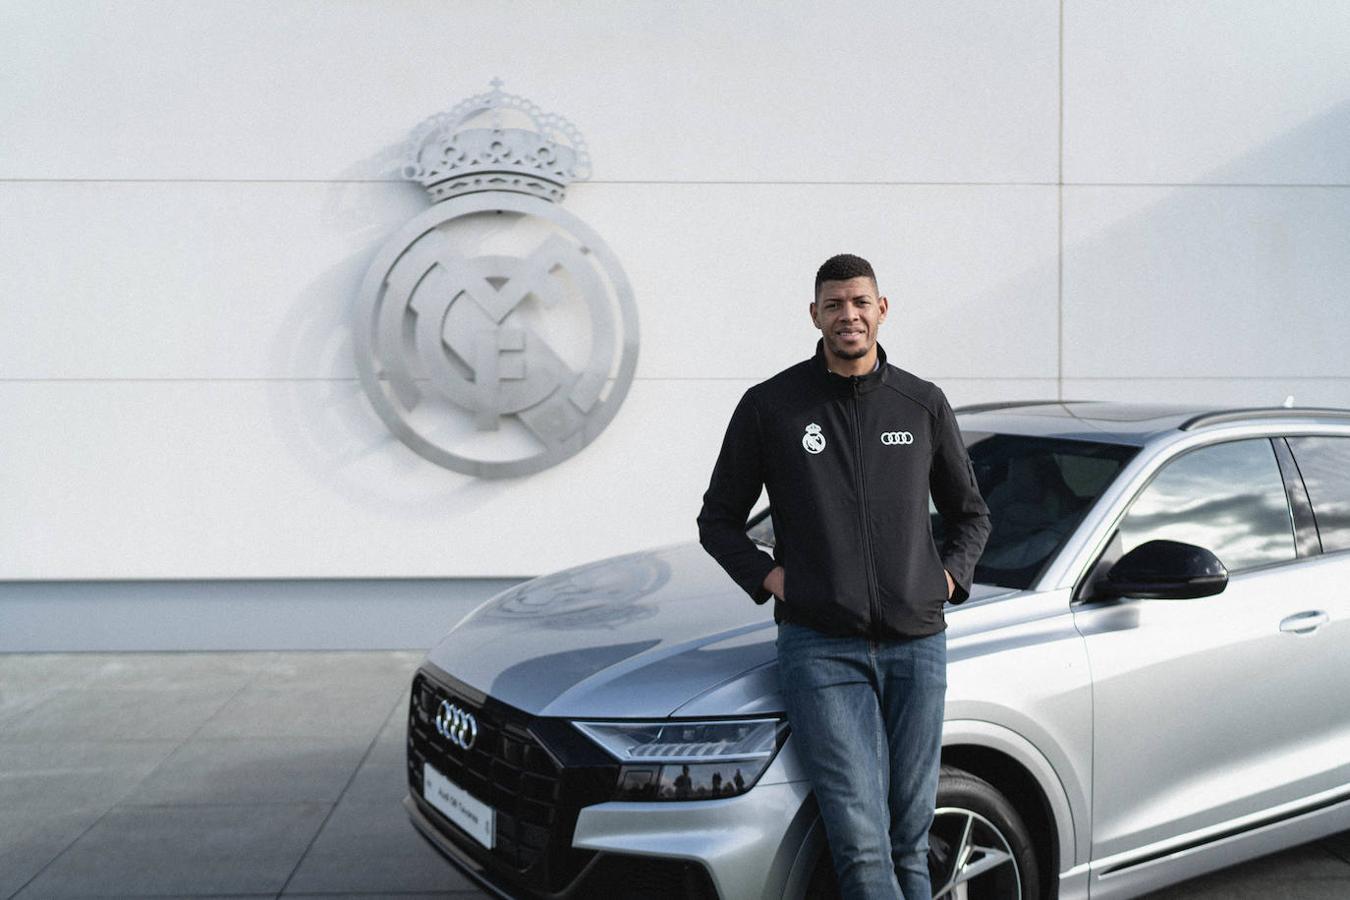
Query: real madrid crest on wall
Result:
<box><xmin>354</xmin><ymin>81</ymin><xmax>638</xmax><ymax>477</ymax></box>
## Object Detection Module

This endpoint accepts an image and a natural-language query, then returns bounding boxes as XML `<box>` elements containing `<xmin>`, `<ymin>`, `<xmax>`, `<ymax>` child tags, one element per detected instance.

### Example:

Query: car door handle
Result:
<box><xmin>1279</xmin><ymin>610</ymin><xmax>1329</xmax><ymax>634</ymax></box>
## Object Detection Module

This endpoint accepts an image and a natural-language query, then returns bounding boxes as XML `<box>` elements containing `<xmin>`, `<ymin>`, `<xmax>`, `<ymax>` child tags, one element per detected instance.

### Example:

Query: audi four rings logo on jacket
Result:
<box><xmin>697</xmin><ymin>340</ymin><xmax>991</xmax><ymax>639</ymax></box>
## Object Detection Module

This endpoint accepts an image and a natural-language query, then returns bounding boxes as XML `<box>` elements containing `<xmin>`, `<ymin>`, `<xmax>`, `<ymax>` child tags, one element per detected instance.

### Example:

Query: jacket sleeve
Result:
<box><xmin>697</xmin><ymin>389</ymin><xmax>779</xmax><ymax>604</ymax></box>
<box><xmin>929</xmin><ymin>391</ymin><xmax>991</xmax><ymax>604</ymax></box>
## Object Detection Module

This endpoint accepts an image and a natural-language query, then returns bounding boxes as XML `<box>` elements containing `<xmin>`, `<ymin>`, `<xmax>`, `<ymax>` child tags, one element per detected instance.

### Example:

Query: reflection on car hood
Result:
<box><xmin>424</xmin><ymin>542</ymin><xmax>1013</xmax><ymax>718</ymax></box>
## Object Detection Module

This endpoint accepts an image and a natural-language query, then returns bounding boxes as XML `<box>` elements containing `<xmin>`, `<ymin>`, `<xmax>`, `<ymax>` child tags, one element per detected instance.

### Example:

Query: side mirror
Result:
<box><xmin>1100</xmin><ymin>539</ymin><xmax>1228</xmax><ymax>600</ymax></box>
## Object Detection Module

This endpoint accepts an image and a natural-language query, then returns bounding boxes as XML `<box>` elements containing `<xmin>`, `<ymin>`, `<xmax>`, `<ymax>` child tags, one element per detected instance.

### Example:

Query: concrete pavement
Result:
<box><xmin>1</xmin><ymin>651</ymin><xmax>1346</xmax><ymax>899</ymax></box>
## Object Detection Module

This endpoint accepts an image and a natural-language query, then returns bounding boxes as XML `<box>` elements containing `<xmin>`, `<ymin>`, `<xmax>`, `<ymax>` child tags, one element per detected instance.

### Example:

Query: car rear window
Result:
<box><xmin>1286</xmin><ymin>436</ymin><xmax>1350</xmax><ymax>553</ymax></box>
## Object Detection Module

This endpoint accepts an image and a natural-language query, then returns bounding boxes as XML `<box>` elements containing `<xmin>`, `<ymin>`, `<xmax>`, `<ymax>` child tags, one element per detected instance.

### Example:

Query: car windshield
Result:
<box><xmin>746</xmin><ymin>431</ymin><xmax>1139</xmax><ymax>590</ymax></box>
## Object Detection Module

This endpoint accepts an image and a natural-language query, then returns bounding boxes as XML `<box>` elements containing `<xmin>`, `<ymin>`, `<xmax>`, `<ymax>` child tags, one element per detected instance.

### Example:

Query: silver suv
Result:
<box><xmin>404</xmin><ymin>402</ymin><xmax>1350</xmax><ymax>899</ymax></box>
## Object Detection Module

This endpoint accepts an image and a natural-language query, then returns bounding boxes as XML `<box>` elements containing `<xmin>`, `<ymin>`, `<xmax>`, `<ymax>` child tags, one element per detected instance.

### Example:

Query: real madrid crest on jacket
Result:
<box><xmin>354</xmin><ymin>81</ymin><xmax>638</xmax><ymax>478</ymax></box>
<box><xmin>697</xmin><ymin>341</ymin><xmax>991</xmax><ymax>638</ymax></box>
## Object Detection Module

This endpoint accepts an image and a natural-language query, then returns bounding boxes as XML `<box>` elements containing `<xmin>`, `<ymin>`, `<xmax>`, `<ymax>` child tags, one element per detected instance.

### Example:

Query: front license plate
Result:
<box><xmin>424</xmin><ymin>763</ymin><xmax>495</xmax><ymax>849</ymax></box>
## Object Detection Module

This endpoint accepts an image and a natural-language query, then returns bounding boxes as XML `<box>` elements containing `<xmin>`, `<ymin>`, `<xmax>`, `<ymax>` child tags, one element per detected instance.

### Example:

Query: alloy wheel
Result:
<box><xmin>928</xmin><ymin>806</ymin><xmax>1022</xmax><ymax>899</ymax></box>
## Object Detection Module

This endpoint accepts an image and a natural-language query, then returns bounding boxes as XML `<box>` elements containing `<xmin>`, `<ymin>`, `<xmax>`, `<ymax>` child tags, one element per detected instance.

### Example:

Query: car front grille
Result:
<box><xmin>407</xmin><ymin>666</ymin><xmax>618</xmax><ymax>895</ymax></box>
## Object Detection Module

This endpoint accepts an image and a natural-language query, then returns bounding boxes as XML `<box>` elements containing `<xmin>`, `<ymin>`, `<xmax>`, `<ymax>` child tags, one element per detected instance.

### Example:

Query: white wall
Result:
<box><xmin>2</xmin><ymin>0</ymin><xmax>1347</xmax><ymax>583</ymax></box>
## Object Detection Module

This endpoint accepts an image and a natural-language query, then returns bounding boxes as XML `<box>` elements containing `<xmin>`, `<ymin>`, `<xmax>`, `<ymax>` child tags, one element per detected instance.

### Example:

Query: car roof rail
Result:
<box><xmin>1180</xmin><ymin>407</ymin><xmax>1350</xmax><ymax>431</ymax></box>
<box><xmin>954</xmin><ymin>400</ymin><xmax>1069</xmax><ymax>415</ymax></box>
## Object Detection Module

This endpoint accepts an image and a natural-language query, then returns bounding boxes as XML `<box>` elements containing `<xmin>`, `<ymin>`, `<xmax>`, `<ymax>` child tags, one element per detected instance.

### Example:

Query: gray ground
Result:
<box><xmin>0</xmin><ymin>651</ymin><xmax>1345</xmax><ymax>899</ymax></box>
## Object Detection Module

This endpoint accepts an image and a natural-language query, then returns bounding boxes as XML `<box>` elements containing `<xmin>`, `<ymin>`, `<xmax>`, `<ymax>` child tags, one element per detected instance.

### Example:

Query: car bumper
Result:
<box><xmin>408</xmin><ymin>776</ymin><xmax>817</xmax><ymax>900</ymax></box>
<box><xmin>571</xmin><ymin>779</ymin><xmax>817</xmax><ymax>900</ymax></box>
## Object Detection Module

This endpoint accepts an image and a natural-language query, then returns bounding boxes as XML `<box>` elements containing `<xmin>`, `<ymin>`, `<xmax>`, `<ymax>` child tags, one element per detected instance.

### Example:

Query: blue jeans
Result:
<box><xmin>776</xmin><ymin>621</ymin><xmax>946</xmax><ymax>900</ymax></box>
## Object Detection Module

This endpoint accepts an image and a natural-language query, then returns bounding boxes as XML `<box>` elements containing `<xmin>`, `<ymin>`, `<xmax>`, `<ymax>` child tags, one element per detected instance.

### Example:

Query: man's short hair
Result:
<box><xmin>815</xmin><ymin>254</ymin><xmax>877</xmax><ymax>295</ymax></box>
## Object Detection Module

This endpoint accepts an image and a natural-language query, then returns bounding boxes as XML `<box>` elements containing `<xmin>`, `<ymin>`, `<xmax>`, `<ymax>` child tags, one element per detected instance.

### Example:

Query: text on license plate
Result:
<box><xmin>424</xmin><ymin>763</ymin><xmax>495</xmax><ymax>849</ymax></box>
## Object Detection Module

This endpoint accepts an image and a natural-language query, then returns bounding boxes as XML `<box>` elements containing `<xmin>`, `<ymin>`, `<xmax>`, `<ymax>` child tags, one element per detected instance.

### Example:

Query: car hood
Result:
<box><xmin>423</xmin><ymin>542</ymin><xmax>1013</xmax><ymax>718</ymax></box>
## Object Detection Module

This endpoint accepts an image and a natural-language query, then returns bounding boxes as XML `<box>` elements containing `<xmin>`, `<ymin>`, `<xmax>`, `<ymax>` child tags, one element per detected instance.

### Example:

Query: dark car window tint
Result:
<box><xmin>934</xmin><ymin>433</ymin><xmax>1138</xmax><ymax>590</ymax></box>
<box><xmin>1119</xmin><ymin>439</ymin><xmax>1295</xmax><ymax>572</ymax></box>
<box><xmin>1286</xmin><ymin>436</ymin><xmax>1350</xmax><ymax>553</ymax></box>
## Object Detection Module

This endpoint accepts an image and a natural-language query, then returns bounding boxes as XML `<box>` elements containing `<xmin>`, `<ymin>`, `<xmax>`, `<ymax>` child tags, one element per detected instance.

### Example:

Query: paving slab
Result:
<box><xmin>123</xmin><ymin>736</ymin><xmax>370</xmax><ymax>806</ymax></box>
<box><xmin>0</xmin><ymin>655</ymin><xmax>120</xmax><ymax>690</ymax></box>
<box><xmin>1322</xmin><ymin>829</ymin><xmax>1350</xmax><ymax>864</ymax></box>
<box><xmin>0</xmin><ymin>806</ymin><xmax>107</xmax><ymax>900</ymax></box>
<box><xmin>0</xmin><ymin>680</ymin><xmax>64</xmax><ymax>731</ymax></box>
<box><xmin>0</xmin><ymin>741</ymin><xmax>179</xmax><ymax>814</ymax></box>
<box><xmin>64</xmin><ymin>653</ymin><xmax>263</xmax><ymax>692</ymax></box>
<box><xmin>367</xmin><ymin>697</ymin><xmax>413</xmax><ymax>768</ymax></box>
<box><xmin>194</xmin><ymin>682</ymin><xmax>400</xmax><ymax>741</ymax></box>
<box><xmin>282</xmin><ymin>796</ymin><xmax>477</xmax><ymax>895</ymax></box>
<box><xmin>341</xmin><ymin>759</ymin><xmax>407</xmax><ymax>805</ymax></box>
<box><xmin>26</xmin><ymin>895</ymin><xmax>272</xmax><ymax>899</ymax></box>
<box><xmin>15</xmin><ymin>802</ymin><xmax>330</xmax><ymax>898</ymax></box>
<box><xmin>283</xmin><ymin>894</ymin><xmax>480</xmax><ymax>899</ymax></box>
<box><xmin>1</xmin><ymin>687</ymin><xmax>237</xmax><ymax>744</ymax></box>
<box><xmin>250</xmin><ymin>650</ymin><xmax>423</xmax><ymax>691</ymax></box>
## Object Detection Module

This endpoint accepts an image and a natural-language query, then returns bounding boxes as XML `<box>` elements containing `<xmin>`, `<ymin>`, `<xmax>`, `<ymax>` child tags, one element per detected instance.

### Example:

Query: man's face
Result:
<box><xmin>811</xmin><ymin>276</ymin><xmax>888</xmax><ymax>361</ymax></box>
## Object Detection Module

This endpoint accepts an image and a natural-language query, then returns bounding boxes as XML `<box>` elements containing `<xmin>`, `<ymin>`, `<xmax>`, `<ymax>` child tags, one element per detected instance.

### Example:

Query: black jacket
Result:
<box><xmin>697</xmin><ymin>342</ymin><xmax>991</xmax><ymax>638</ymax></box>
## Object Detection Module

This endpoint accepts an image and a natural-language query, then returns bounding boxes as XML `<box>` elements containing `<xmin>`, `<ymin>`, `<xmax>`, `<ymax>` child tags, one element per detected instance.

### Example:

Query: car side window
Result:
<box><xmin>1118</xmin><ymin>438</ymin><xmax>1296</xmax><ymax>573</ymax></box>
<box><xmin>746</xmin><ymin>512</ymin><xmax>774</xmax><ymax>548</ymax></box>
<box><xmin>1286</xmin><ymin>436</ymin><xmax>1350</xmax><ymax>553</ymax></box>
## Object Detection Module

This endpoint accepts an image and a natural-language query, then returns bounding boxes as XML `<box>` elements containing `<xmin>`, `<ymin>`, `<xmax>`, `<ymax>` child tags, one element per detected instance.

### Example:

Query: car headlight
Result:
<box><xmin>574</xmin><ymin>718</ymin><xmax>788</xmax><ymax>801</ymax></box>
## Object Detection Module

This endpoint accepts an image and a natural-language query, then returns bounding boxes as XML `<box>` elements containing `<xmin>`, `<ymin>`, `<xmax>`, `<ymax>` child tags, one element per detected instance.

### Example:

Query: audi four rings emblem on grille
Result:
<box><xmin>435</xmin><ymin>699</ymin><xmax>479</xmax><ymax>750</ymax></box>
<box><xmin>880</xmin><ymin>431</ymin><xmax>914</xmax><ymax>445</ymax></box>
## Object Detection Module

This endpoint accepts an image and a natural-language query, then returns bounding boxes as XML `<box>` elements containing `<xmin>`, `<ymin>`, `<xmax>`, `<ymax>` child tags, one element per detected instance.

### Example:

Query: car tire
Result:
<box><xmin>929</xmin><ymin>765</ymin><xmax>1040</xmax><ymax>899</ymax></box>
<box><xmin>802</xmin><ymin>765</ymin><xmax>1041</xmax><ymax>899</ymax></box>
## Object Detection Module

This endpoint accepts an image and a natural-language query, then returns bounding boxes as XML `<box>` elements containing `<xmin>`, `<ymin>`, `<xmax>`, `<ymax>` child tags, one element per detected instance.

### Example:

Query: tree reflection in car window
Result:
<box><xmin>1119</xmin><ymin>439</ymin><xmax>1296</xmax><ymax>573</ymax></box>
<box><xmin>1286</xmin><ymin>436</ymin><xmax>1350</xmax><ymax>553</ymax></box>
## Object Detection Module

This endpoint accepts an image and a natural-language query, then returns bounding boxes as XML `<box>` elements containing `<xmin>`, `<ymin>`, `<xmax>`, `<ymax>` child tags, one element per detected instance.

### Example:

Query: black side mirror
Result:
<box><xmin>1100</xmin><ymin>539</ymin><xmax>1228</xmax><ymax>600</ymax></box>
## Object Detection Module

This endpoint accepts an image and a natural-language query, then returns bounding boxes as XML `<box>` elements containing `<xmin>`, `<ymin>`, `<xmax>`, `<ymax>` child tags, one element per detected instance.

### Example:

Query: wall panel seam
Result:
<box><xmin>8</xmin><ymin>376</ymin><xmax>1344</xmax><ymax>384</ymax></box>
<box><xmin>0</xmin><ymin>178</ymin><xmax>1060</xmax><ymax>188</ymax></box>
<box><xmin>6</xmin><ymin>180</ymin><xmax>1348</xmax><ymax>188</ymax></box>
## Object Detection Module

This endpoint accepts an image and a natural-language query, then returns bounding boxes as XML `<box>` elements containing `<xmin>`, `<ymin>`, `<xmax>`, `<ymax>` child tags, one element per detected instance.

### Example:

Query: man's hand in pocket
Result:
<box><xmin>763</xmin><ymin>566</ymin><xmax>785</xmax><ymax>602</ymax></box>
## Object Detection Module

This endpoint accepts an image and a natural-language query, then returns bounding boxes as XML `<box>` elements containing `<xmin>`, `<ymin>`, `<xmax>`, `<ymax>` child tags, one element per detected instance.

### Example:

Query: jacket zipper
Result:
<box><xmin>849</xmin><ymin>379</ymin><xmax>882</xmax><ymax>635</ymax></box>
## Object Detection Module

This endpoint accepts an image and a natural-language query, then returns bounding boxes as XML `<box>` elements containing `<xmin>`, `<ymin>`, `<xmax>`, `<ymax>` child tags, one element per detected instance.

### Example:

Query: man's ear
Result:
<box><xmin>809</xmin><ymin>301</ymin><xmax>821</xmax><ymax>330</ymax></box>
<box><xmin>877</xmin><ymin>295</ymin><xmax>889</xmax><ymax>324</ymax></box>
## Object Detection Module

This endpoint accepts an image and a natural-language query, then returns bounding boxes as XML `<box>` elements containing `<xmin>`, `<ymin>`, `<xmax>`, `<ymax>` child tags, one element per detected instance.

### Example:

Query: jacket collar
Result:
<box><xmin>813</xmin><ymin>339</ymin><xmax>889</xmax><ymax>394</ymax></box>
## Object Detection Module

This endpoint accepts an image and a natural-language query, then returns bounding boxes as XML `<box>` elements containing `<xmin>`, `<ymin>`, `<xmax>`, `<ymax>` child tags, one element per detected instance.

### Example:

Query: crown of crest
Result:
<box><xmin>401</xmin><ymin>80</ymin><xmax>591</xmax><ymax>204</ymax></box>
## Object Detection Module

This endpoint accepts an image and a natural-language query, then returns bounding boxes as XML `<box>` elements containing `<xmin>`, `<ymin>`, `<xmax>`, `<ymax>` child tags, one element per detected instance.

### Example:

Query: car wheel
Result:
<box><xmin>802</xmin><ymin>765</ymin><xmax>1041</xmax><ymax>900</ymax></box>
<box><xmin>929</xmin><ymin>765</ymin><xmax>1040</xmax><ymax>900</ymax></box>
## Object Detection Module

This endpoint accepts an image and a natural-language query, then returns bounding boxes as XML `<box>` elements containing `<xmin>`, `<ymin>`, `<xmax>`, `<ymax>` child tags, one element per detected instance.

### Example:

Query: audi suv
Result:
<box><xmin>404</xmin><ymin>402</ymin><xmax>1350</xmax><ymax>899</ymax></box>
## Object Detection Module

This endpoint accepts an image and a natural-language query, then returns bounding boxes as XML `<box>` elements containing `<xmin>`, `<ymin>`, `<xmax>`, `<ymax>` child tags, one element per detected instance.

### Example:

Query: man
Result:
<box><xmin>696</xmin><ymin>254</ymin><xmax>991</xmax><ymax>899</ymax></box>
